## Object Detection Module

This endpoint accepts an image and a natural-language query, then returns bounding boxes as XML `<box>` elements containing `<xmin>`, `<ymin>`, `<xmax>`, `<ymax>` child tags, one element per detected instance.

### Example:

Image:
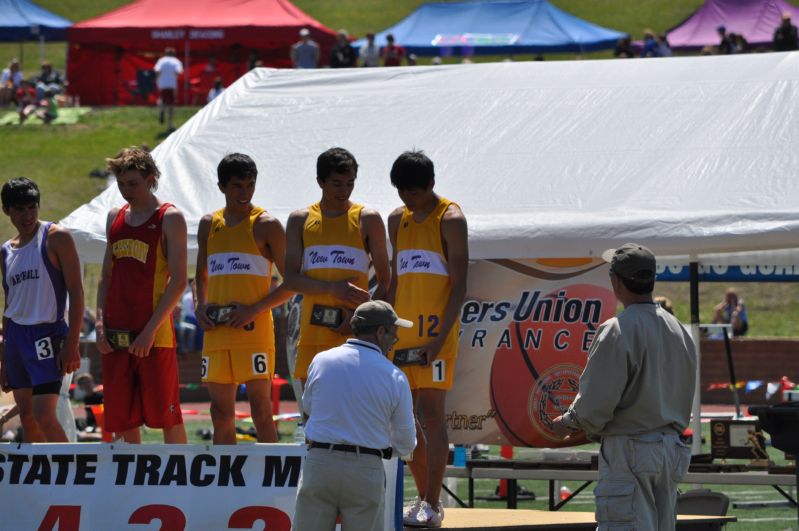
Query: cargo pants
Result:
<box><xmin>594</xmin><ymin>431</ymin><xmax>691</xmax><ymax>530</ymax></box>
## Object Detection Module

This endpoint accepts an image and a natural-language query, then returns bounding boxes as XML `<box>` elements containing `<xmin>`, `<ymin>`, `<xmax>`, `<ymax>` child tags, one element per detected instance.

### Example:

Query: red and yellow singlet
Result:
<box><xmin>106</xmin><ymin>203</ymin><xmax>175</xmax><ymax>347</ymax></box>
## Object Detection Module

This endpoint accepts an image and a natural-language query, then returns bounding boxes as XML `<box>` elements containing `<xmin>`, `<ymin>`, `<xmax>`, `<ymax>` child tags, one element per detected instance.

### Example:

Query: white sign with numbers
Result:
<box><xmin>0</xmin><ymin>443</ymin><xmax>401</xmax><ymax>531</ymax></box>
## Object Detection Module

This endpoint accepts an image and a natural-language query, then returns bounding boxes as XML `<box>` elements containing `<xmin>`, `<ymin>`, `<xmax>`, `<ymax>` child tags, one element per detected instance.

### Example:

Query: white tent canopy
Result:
<box><xmin>62</xmin><ymin>52</ymin><xmax>799</xmax><ymax>264</ymax></box>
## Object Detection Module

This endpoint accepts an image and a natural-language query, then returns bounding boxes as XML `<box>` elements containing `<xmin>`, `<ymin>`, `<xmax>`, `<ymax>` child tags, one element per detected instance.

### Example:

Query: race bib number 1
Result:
<box><xmin>432</xmin><ymin>360</ymin><xmax>445</xmax><ymax>383</ymax></box>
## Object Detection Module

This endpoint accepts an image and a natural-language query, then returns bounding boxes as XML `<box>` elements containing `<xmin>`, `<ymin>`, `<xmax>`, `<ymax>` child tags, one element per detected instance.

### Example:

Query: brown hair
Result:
<box><xmin>106</xmin><ymin>147</ymin><xmax>161</xmax><ymax>189</ymax></box>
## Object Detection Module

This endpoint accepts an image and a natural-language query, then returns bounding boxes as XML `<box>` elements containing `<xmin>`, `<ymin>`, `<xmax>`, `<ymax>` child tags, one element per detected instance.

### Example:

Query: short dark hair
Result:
<box><xmin>217</xmin><ymin>153</ymin><xmax>257</xmax><ymax>186</ymax></box>
<box><xmin>317</xmin><ymin>147</ymin><xmax>358</xmax><ymax>182</ymax></box>
<box><xmin>390</xmin><ymin>150</ymin><xmax>434</xmax><ymax>190</ymax></box>
<box><xmin>2</xmin><ymin>177</ymin><xmax>40</xmax><ymax>209</ymax></box>
<box><xmin>618</xmin><ymin>274</ymin><xmax>655</xmax><ymax>295</ymax></box>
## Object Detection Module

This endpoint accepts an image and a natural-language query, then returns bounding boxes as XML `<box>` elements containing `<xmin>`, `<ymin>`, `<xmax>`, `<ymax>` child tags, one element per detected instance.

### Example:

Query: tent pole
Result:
<box><xmin>39</xmin><ymin>35</ymin><xmax>45</xmax><ymax>64</ymax></box>
<box><xmin>184</xmin><ymin>40</ymin><xmax>190</xmax><ymax>106</ymax></box>
<box><xmin>689</xmin><ymin>260</ymin><xmax>702</xmax><ymax>455</ymax></box>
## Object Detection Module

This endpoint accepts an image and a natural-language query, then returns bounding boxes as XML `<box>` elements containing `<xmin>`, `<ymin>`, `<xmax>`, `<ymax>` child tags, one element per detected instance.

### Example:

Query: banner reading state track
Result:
<box><xmin>1</xmin><ymin>443</ymin><xmax>402</xmax><ymax>530</ymax></box>
<box><xmin>447</xmin><ymin>258</ymin><xmax>616</xmax><ymax>447</ymax></box>
<box><xmin>0</xmin><ymin>443</ymin><xmax>305</xmax><ymax>530</ymax></box>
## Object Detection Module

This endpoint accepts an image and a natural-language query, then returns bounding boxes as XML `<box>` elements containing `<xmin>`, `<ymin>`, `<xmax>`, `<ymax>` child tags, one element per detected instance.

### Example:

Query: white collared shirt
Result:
<box><xmin>303</xmin><ymin>338</ymin><xmax>416</xmax><ymax>457</ymax></box>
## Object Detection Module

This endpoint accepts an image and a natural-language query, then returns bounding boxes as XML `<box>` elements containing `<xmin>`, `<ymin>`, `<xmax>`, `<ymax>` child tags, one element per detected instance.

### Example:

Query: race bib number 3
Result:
<box><xmin>35</xmin><ymin>337</ymin><xmax>56</xmax><ymax>361</ymax></box>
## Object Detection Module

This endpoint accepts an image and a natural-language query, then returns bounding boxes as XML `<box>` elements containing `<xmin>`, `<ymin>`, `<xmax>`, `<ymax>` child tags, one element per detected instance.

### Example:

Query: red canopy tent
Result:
<box><xmin>67</xmin><ymin>0</ymin><xmax>337</xmax><ymax>105</ymax></box>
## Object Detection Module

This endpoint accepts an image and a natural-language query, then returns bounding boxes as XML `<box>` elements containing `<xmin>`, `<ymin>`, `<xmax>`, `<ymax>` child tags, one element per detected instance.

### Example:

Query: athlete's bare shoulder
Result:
<box><xmin>45</xmin><ymin>223</ymin><xmax>77</xmax><ymax>247</ymax></box>
<box><xmin>443</xmin><ymin>202</ymin><xmax>466</xmax><ymax>222</ymax></box>
<box><xmin>255</xmin><ymin>209</ymin><xmax>280</xmax><ymax>225</ymax></box>
<box><xmin>360</xmin><ymin>206</ymin><xmax>384</xmax><ymax>224</ymax></box>
<box><xmin>287</xmin><ymin>207</ymin><xmax>310</xmax><ymax>223</ymax></box>
<box><xmin>254</xmin><ymin>209</ymin><xmax>285</xmax><ymax>236</ymax></box>
<box><xmin>388</xmin><ymin>206</ymin><xmax>405</xmax><ymax>221</ymax></box>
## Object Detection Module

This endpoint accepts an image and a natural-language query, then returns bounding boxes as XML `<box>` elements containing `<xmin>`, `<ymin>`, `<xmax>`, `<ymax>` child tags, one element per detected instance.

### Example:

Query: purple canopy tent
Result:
<box><xmin>668</xmin><ymin>0</ymin><xmax>799</xmax><ymax>49</ymax></box>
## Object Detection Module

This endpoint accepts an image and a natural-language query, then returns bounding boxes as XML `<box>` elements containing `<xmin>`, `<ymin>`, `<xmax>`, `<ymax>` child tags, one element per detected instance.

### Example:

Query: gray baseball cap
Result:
<box><xmin>351</xmin><ymin>300</ymin><xmax>413</xmax><ymax>329</ymax></box>
<box><xmin>601</xmin><ymin>243</ymin><xmax>656</xmax><ymax>280</ymax></box>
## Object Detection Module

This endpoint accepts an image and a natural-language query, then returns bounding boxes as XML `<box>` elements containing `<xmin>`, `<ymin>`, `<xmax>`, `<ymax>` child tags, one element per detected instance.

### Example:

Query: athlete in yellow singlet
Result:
<box><xmin>387</xmin><ymin>151</ymin><xmax>468</xmax><ymax>528</ymax></box>
<box><xmin>285</xmin><ymin>147</ymin><xmax>390</xmax><ymax>384</ymax></box>
<box><xmin>195</xmin><ymin>154</ymin><xmax>292</xmax><ymax>444</ymax></box>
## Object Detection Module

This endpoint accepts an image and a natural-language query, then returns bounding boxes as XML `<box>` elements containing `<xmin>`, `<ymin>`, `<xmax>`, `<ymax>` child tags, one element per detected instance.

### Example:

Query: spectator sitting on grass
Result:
<box><xmin>712</xmin><ymin>288</ymin><xmax>748</xmax><ymax>336</ymax></box>
<box><xmin>614</xmin><ymin>35</ymin><xmax>635</xmax><ymax>58</ymax></box>
<box><xmin>207</xmin><ymin>77</ymin><xmax>224</xmax><ymax>103</ymax></box>
<box><xmin>641</xmin><ymin>29</ymin><xmax>660</xmax><ymax>57</ymax></box>
<box><xmin>19</xmin><ymin>88</ymin><xmax>58</xmax><ymax>125</ymax></box>
<box><xmin>774</xmin><ymin>12</ymin><xmax>798</xmax><ymax>51</ymax></box>
<box><xmin>0</xmin><ymin>58</ymin><xmax>23</xmax><ymax>106</ymax></box>
<box><xmin>34</xmin><ymin>61</ymin><xmax>64</xmax><ymax>100</ymax></box>
<box><xmin>657</xmin><ymin>33</ymin><xmax>673</xmax><ymax>57</ymax></box>
<box><xmin>15</xmin><ymin>80</ymin><xmax>37</xmax><ymax>121</ymax></box>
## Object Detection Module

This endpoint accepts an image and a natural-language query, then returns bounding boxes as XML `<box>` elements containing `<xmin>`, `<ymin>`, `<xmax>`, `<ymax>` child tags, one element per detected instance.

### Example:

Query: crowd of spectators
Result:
<box><xmin>614</xmin><ymin>12</ymin><xmax>798</xmax><ymax>59</ymax></box>
<box><xmin>1</xmin><ymin>58</ymin><xmax>67</xmax><ymax>124</ymax></box>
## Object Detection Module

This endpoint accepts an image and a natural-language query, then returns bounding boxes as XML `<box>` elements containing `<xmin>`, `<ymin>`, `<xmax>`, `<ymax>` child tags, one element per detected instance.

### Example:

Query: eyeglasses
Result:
<box><xmin>382</xmin><ymin>326</ymin><xmax>400</xmax><ymax>345</ymax></box>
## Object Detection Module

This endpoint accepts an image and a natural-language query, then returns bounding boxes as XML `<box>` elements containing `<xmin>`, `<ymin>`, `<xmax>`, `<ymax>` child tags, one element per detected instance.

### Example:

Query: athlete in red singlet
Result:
<box><xmin>96</xmin><ymin>147</ymin><xmax>188</xmax><ymax>444</ymax></box>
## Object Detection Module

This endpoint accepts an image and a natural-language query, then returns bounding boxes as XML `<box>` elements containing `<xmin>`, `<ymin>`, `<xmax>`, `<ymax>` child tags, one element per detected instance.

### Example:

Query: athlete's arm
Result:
<box><xmin>360</xmin><ymin>208</ymin><xmax>390</xmax><ymax>301</ymax></box>
<box><xmin>0</xmin><ymin>256</ymin><xmax>8</xmax><ymax>392</ymax></box>
<box><xmin>385</xmin><ymin>208</ymin><xmax>404</xmax><ymax>306</ymax></box>
<box><xmin>128</xmin><ymin>206</ymin><xmax>188</xmax><ymax>357</ymax></box>
<box><xmin>421</xmin><ymin>205</ymin><xmax>468</xmax><ymax>364</ymax></box>
<box><xmin>283</xmin><ymin>209</ymin><xmax>369</xmax><ymax>306</ymax></box>
<box><xmin>95</xmin><ymin>209</ymin><xmax>118</xmax><ymax>355</ymax></box>
<box><xmin>226</xmin><ymin>213</ymin><xmax>293</xmax><ymax>329</ymax></box>
<box><xmin>47</xmin><ymin>225</ymin><xmax>84</xmax><ymax>375</ymax></box>
<box><xmin>193</xmin><ymin>214</ymin><xmax>215</xmax><ymax>331</ymax></box>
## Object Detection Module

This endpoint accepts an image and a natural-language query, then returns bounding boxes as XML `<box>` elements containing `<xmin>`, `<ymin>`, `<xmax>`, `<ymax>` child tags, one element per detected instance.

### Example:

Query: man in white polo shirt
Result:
<box><xmin>293</xmin><ymin>300</ymin><xmax>416</xmax><ymax>531</ymax></box>
<box><xmin>154</xmin><ymin>47</ymin><xmax>183</xmax><ymax>131</ymax></box>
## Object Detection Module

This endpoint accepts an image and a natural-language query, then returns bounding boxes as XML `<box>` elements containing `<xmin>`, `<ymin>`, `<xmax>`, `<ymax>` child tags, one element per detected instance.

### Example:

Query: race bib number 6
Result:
<box><xmin>252</xmin><ymin>353</ymin><xmax>268</xmax><ymax>375</ymax></box>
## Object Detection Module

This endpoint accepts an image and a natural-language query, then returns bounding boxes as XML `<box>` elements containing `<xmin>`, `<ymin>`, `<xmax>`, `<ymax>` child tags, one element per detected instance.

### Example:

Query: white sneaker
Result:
<box><xmin>414</xmin><ymin>501</ymin><xmax>443</xmax><ymax>528</ymax></box>
<box><xmin>402</xmin><ymin>496</ymin><xmax>422</xmax><ymax>527</ymax></box>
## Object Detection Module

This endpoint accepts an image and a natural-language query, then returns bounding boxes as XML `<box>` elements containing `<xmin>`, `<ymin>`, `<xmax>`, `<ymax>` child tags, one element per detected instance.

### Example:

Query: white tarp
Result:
<box><xmin>61</xmin><ymin>52</ymin><xmax>799</xmax><ymax>264</ymax></box>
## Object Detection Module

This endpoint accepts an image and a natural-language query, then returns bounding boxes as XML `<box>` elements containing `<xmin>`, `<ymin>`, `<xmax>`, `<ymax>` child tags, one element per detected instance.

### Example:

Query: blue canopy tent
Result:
<box><xmin>353</xmin><ymin>0</ymin><xmax>625</xmax><ymax>56</ymax></box>
<box><xmin>0</xmin><ymin>0</ymin><xmax>71</xmax><ymax>41</ymax></box>
<box><xmin>0</xmin><ymin>0</ymin><xmax>71</xmax><ymax>64</ymax></box>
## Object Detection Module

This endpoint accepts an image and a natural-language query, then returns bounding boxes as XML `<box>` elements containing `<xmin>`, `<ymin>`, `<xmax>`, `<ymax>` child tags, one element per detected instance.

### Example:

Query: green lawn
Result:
<box><xmin>0</xmin><ymin>106</ymin><xmax>198</xmax><ymax>241</ymax></box>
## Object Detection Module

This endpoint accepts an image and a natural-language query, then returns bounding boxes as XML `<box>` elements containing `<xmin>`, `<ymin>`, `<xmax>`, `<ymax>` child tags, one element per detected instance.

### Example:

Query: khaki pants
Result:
<box><xmin>595</xmin><ymin>431</ymin><xmax>691</xmax><ymax>530</ymax></box>
<box><xmin>293</xmin><ymin>447</ymin><xmax>385</xmax><ymax>531</ymax></box>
